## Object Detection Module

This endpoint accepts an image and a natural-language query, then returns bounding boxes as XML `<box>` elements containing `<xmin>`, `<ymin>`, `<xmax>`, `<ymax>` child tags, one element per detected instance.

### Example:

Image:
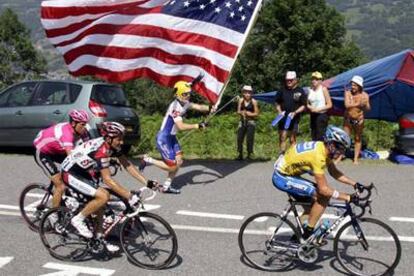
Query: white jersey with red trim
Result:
<box><xmin>159</xmin><ymin>100</ymin><xmax>191</xmax><ymax>135</ymax></box>
<box><xmin>61</xmin><ymin>137</ymin><xmax>106</xmax><ymax>172</ymax></box>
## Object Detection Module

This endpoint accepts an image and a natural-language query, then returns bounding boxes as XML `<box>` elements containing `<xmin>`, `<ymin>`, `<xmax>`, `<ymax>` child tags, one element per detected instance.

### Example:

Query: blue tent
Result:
<box><xmin>252</xmin><ymin>87</ymin><xmax>310</xmax><ymax>104</ymax></box>
<box><xmin>254</xmin><ymin>49</ymin><xmax>414</xmax><ymax>122</ymax></box>
<box><xmin>253</xmin><ymin>91</ymin><xmax>278</xmax><ymax>104</ymax></box>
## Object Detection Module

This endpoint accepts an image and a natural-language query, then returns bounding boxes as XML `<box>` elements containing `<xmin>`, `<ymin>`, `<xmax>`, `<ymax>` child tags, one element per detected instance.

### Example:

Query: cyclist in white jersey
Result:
<box><xmin>139</xmin><ymin>79</ymin><xmax>215</xmax><ymax>194</ymax></box>
<box><xmin>61</xmin><ymin>122</ymin><xmax>157</xmax><ymax>251</ymax></box>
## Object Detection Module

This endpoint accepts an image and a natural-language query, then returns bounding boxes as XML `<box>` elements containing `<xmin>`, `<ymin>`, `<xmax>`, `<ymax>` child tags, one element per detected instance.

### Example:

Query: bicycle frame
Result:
<box><xmin>278</xmin><ymin>196</ymin><xmax>365</xmax><ymax>245</ymax></box>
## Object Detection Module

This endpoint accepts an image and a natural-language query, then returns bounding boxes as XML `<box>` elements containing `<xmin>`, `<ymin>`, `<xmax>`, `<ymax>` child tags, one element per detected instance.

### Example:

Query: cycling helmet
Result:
<box><xmin>324</xmin><ymin>125</ymin><xmax>351</xmax><ymax>149</ymax></box>
<box><xmin>174</xmin><ymin>81</ymin><xmax>192</xmax><ymax>99</ymax></box>
<box><xmin>100</xmin><ymin>121</ymin><xmax>125</xmax><ymax>138</ymax></box>
<box><xmin>69</xmin><ymin>109</ymin><xmax>90</xmax><ymax>123</ymax></box>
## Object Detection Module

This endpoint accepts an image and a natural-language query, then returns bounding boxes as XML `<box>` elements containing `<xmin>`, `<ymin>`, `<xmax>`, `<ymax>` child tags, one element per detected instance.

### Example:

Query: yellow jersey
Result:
<box><xmin>276</xmin><ymin>141</ymin><xmax>329</xmax><ymax>176</ymax></box>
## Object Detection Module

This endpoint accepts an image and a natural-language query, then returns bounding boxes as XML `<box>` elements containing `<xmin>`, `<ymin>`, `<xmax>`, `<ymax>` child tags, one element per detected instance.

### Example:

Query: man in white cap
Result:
<box><xmin>236</xmin><ymin>85</ymin><xmax>260</xmax><ymax>160</ymax></box>
<box><xmin>274</xmin><ymin>71</ymin><xmax>307</xmax><ymax>153</ymax></box>
<box><xmin>344</xmin><ymin>75</ymin><xmax>371</xmax><ymax>164</ymax></box>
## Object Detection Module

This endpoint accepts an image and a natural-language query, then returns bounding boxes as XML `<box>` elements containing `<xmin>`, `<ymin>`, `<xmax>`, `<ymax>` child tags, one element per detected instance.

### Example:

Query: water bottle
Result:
<box><xmin>64</xmin><ymin>196</ymin><xmax>79</xmax><ymax>212</ymax></box>
<box><xmin>103</xmin><ymin>209</ymin><xmax>115</xmax><ymax>230</ymax></box>
<box><xmin>321</xmin><ymin>219</ymin><xmax>330</xmax><ymax>233</ymax></box>
<box><xmin>317</xmin><ymin>219</ymin><xmax>330</xmax><ymax>238</ymax></box>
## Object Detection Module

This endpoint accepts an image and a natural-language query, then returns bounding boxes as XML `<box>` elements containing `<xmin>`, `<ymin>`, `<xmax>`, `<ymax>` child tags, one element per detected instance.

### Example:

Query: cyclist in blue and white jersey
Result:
<box><xmin>139</xmin><ymin>80</ymin><xmax>215</xmax><ymax>194</ymax></box>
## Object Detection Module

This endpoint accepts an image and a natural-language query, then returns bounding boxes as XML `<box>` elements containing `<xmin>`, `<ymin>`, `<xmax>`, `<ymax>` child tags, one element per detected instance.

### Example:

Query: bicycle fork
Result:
<box><xmin>350</xmin><ymin>218</ymin><xmax>369</xmax><ymax>250</ymax></box>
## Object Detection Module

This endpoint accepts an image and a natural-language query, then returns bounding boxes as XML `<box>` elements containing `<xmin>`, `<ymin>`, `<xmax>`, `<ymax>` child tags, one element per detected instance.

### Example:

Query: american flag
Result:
<box><xmin>41</xmin><ymin>0</ymin><xmax>262</xmax><ymax>103</ymax></box>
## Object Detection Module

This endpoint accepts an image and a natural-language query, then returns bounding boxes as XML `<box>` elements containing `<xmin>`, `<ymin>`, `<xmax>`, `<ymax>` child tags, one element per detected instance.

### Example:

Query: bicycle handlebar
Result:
<box><xmin>357</xmin><ymin>182</ymin><xmax>377</xmax><ymax>201</ymax></box>
<box><xmin>352</xmin><ymin>183</ymin><xmax>377</xmax><ymax>217</ymax></box>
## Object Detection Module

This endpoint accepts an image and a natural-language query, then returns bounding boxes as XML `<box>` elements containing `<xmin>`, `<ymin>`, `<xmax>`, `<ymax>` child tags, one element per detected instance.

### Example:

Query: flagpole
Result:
<box><xmin>180</xmin><ymin>0</ymin><xmax>264</xmax><ymax>143</ymax></box>
<box><xmin>212</xmin><ymin>0</ymin><xmax>264</xmax><ymax>111</ymax></box>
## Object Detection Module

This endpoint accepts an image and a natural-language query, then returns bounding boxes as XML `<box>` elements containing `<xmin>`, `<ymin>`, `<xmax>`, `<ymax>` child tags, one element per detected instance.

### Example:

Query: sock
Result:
<box><xmin>163</xmin><ymin>178</ymin><xmax>172</xmax><ymax>188</ymax></box>
<box><xmin>302</xmin><ymin>225</ymin><xmax>314</xmax><ymax>240</ymax></box>
<box><xmin>74</xmin><ymin>212</ymin><xmax>85</xmax><ymax>221</ymax></box>
<box><xmin>143</xmin><ymin>156</ymin><xmax>154</xmax><ymax>164</ymax></box>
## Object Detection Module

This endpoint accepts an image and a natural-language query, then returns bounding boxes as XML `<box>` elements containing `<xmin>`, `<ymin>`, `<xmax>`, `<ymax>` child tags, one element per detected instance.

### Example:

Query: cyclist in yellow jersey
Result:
<box><xmin>273</xmin><ymin>125</ymin><xmax>366</xmax><ymax>240</ymax></box>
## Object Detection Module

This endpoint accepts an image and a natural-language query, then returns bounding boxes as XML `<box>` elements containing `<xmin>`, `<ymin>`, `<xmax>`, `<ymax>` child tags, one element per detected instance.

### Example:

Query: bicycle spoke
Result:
<box><xmin>39</xmin><ymin>208</ymin><xmax>89</xmax><ymax>261</ymax></box>
<box><xmin>239</xmin><ymin>212</ymin><xmax>298</xmax><ymax>271</ymax></box>
<box><xmin>334</xmin><ymin>218</ymin><xmax>401</xmax><ymax>276</ymax></box>
<box><xmin>20</xmin><ymin>183</ymin><xmax>53</xmax><ymax>231</ymax></box>
<box><xmin>120</xmin><ymin>213</ymin><xmax>177</xmax><ymax>269</ymax></box>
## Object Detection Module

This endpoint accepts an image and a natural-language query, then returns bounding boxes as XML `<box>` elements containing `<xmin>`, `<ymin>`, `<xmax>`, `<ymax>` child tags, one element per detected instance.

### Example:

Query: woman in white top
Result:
<box><xmin>307</xmin><ymin>71</ymin><xmax>332</xmax><ymax>141</ymax></box>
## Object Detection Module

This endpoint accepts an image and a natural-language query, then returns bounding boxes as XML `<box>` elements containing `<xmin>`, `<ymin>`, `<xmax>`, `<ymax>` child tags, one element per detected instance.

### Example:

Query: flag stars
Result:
<box><xmin>200</xmin><ymin>4</ymin><xmax>206</xmax><ymax>10</ymax></box>
<box><xmin>215</xmin><ymin>7</ymin><xmax>221</xmax><ymax>13</ymax></box>
<box><xmin>235</xmin><ymin>0</ymin><xmax>240</xmax><ymax>3</ymax></box>
<box><xmin>225</xmin><ymin>1</ymin><xmax>232</xmax><ymax>8</ymax></box>
<box><xmin>183</xmin><ymin>1</ymin><xmax>190</xmax><ymax>7</ymax></box>
<box><xmin>210</xmin><ymin>0</ymin><xmax>216</xmax><ymax>3</ymax></box>
<box><xmin>241</xmin><ymin>15</ymin><xmax>246</xmax><ymax>21</ymax></box>
<box><xmin>247</xmin><ymin>0</ymin><xmax>253</xmax><ymax>6</ymax></box>
<box><xmin>230</xmin><ymin>11</ymin><xmax>235</xmax><ymax>18</ymax></box>
<box><xmin>238</xmin><ymin>6</ymin><xmax>244</xmax><ymax>12</ymax></box>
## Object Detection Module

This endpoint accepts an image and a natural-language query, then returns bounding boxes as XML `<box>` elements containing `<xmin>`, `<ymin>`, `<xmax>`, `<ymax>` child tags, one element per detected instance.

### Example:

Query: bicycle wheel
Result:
<box><xmin>19</xmin><ymin>183</ymin><xmax>53</xmax><ymax>231</ymax></box>
<box><xmin>120</xmin><ymin>212</ymin><xmax>178</xmax><ymax>269</ymax></box>
<box><xmin>238</xmin><ymin>212</ymin><xmax>299</xmax><ymax>271</ymax></box>
<box><xmin>334</xmin><ymin>217</ymin><xmax>401</xmax><ymax>276</ymax></box>
<box><xmin>39</xmin><ymin>207</ymin><xmax>89</xmax><ymax>261</ymax></box>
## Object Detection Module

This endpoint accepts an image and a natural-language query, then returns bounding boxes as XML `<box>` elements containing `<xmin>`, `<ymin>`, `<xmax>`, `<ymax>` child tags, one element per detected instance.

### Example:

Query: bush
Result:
<box><xmin>132</xmin><ymin>111</ymin><xmax>396</xmax><ymax>159</ymax></box>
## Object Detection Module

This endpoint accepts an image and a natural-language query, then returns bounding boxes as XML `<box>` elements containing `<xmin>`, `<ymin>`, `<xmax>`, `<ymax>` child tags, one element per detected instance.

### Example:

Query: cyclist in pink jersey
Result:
<box><xmin>33</xmin><ymin>109</ymin><xmax>90</xmax><ymax>214</ymax></box>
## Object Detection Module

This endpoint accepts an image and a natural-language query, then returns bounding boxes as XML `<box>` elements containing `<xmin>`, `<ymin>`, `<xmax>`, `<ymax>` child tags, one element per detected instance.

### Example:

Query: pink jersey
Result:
<box><xmin>33</xmin><ymin>123</ymin><xmax>75</xmax><ymax>155</ymax></box>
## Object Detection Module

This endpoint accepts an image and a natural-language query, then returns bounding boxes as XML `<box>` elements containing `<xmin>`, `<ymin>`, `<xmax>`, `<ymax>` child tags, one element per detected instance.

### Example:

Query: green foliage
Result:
<box><xmin>0</xmin><ymin>8</ymin><xmax>46</xmax><ymax>89</ymax></box>
<box><xmin>133</xmin><ymin>110</ymin><xmax>395</xmax><ymax>160</ymax></box>
<box><xmin>226</xmin><ymin>0</ymin><xmax>362</xmax><ymax>92</ymax></box>
<box><xmin>122</xmin><ymin>79</ymin><xmax>174</xmax><ymax>116</ymax></box>
<box><xmin>326</xmin><ymin>0</ymin><xmax>414</xmax><ymax>59</ymax></box>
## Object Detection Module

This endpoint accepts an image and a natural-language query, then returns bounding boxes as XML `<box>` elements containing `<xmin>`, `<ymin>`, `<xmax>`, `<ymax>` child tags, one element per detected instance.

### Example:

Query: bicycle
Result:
<box><xmin>38</xmin><ymin>184</ymin><xmax>178</xmax><ymax>270</ymax></box>
<box><xmin>238</xmin><ymin>184</ymin><xmax>401</xmax><ymax>276</ymax></box>
<box><xmin>19</xmin><ymin>158</ymin><xmax>122</xmax><ymax>232</ymax></box>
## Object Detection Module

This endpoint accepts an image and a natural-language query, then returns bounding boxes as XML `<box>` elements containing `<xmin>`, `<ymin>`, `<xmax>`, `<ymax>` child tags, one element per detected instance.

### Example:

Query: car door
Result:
<box><xmin>0</xmin><ymin>82</ymin><xmax>37</xmax><ymax>146</ymax></box>
<box><xmin>23</xmin><ymin>81</ymin><xmax>75</xmax><ymax>145</ymax></box>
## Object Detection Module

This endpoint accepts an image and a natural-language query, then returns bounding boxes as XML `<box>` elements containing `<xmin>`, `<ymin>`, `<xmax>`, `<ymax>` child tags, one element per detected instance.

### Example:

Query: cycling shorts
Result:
<box><xmin>34</xmin><ymin>150</ymin><xmax>66</xmax><ymax>177</ymax></box>
<box><xmin>62</xmin><ymin>170</ymin><xmax>98</xmax><ymax>197</ymax></box>
<box><xmin>156</xmin><ymin>133</ymin><xmax>182</xmax><ymax>166</ymax></box>
<box><xmin>272</xmin><ymin>170</ymin><xmax>316</xmax><ymax>201</ymax></box>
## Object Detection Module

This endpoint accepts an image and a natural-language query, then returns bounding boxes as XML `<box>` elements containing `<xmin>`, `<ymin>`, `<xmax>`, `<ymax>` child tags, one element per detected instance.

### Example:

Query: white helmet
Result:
<box><xmin>324</xmin><ymin>125</ymin><xmax>351</xmax><ymax>149</ymax></box>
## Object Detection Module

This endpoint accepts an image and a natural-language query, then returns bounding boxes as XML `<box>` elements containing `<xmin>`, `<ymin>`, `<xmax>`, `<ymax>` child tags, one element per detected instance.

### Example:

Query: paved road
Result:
<box><xmin>0</xmin><ymin>152</ymin><xmax>413</xmax><ymax>275</ymax></box>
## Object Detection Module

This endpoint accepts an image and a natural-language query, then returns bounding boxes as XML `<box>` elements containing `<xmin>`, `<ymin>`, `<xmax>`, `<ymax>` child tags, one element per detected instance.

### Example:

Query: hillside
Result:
<box><xmin>1</xmin><ymin>0</ymin><xmax>413</xmax><ymax>71</ymax></box>
<box><xmin>326</xmin><ymin>0</ymin><xmax>414</xmax><ymax>59</ymax></box>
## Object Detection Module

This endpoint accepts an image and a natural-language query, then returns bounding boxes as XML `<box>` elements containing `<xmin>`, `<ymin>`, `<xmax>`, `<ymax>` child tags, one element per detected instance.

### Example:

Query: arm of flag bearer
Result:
<box><xmin>41</xmin><ymin>0</ymin><xmax>263</xmax><ymax>107</ymax></box>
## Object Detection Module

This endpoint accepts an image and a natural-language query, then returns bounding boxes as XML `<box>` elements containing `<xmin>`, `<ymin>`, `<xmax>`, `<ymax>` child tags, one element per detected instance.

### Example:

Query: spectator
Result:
<box><xmin>307</xmin><ymin>71</ymin><xmax>332</xmax><ymax>141</ymax></box>
<box><xmin>236</xmin><ymin>85</ymin><xmax>260</xmax><ymax>160</ymax></box>
<box><xmin>275</xmin><ymin>71</ymin><xmax>307</xmax><ymax>153</ymax></box>
<box><xmin>344</xmin><ymin>75</ymin><xmax>371</xmax><ymax>164</ymax></box>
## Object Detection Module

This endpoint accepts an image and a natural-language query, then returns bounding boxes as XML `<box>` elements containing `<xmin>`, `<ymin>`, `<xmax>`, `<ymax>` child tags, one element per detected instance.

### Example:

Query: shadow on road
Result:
<box><xmin>170</xmin><ymin>159</ymin><xmax>259</xmax><ymax>190</ymax></box>
<box><xmin>0</xmin><ymin>146</ymin><xmax>34</xmax><ymax>156</ymax></box>
<box><xmin>129</xmin><ymin>158</ymin><xmax>262</xmax><ymax>191</ymax></box>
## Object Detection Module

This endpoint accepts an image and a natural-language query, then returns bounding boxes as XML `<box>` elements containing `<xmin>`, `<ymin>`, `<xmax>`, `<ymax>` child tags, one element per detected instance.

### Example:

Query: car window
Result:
<box><xmin>91</xmin><ymin>85</ymin><xmax>129</xmax><ymax>107</ymax></box>
<box><xmin>69</xmin><ymin>84</ymin><xmax>82</xmax><ymax>102</ymax></box>
<box><xmin>3</xmin><ymin>83</ymin><xmax>36</xmax><ymax>107</ymax></box>
<box><xmin>33</xmin><ymin>82</ymin><xmax>70</xmax><ymax>105</ymax></box>
<box><xmin>0</xmin><ymin>90</ymin><xmax>10</xmax><ymax>107</ymax></box>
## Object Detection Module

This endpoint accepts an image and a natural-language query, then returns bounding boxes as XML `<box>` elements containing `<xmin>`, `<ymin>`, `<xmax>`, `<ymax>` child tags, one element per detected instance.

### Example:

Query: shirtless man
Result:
<box><xmin>343</xmin><ymin>75</ymin><xmax>371</xmax><ymax>164</ymax></box>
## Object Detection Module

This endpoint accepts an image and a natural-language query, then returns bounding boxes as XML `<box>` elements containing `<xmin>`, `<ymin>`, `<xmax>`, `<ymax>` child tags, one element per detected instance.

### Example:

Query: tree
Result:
<box><xmin>0</xmin><ymin>8</ymin><xmax>46</xmax><ymax>88</ymax></box>
<box><xmin>225</xmin><ymin>0</ymin><xmax>363</xmax><ymax>101</ymax></box>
